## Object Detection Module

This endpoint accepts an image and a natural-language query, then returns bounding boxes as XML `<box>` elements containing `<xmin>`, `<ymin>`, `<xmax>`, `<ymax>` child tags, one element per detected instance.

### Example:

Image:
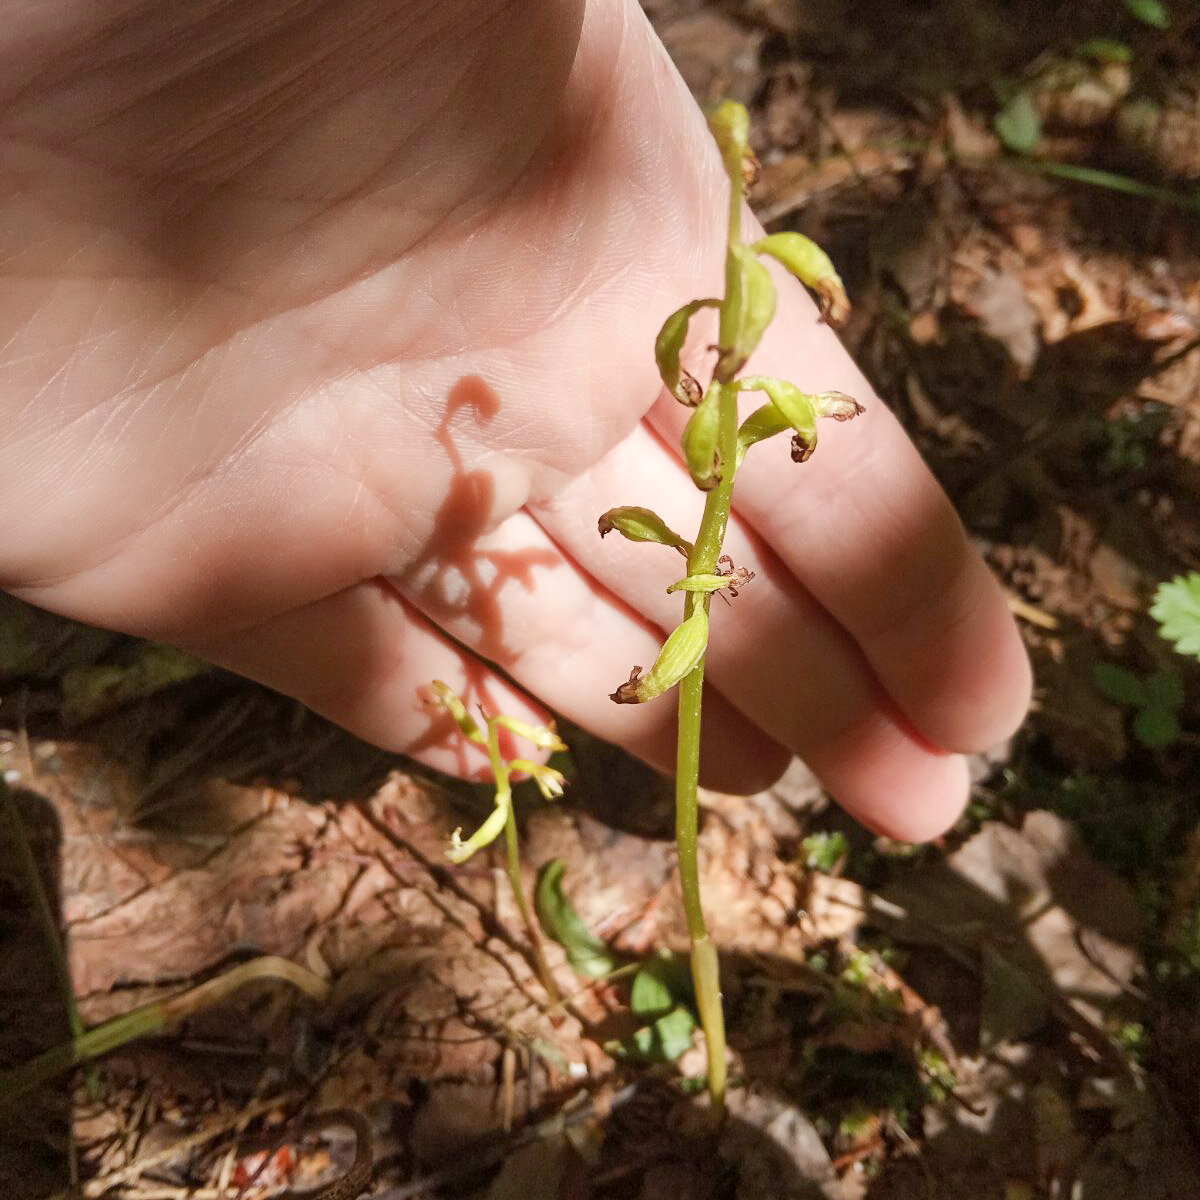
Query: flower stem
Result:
<box><xmin>675</xmin><ymin>384</ymin><xmax>739</xmax><ymax>1114</ymax></box>
<box><xmin>488</xmin><ymin>724</ymin><xmax>561</xmax><ymax>1006</ymax></box>
<box><xmin>503</xmin><ymin>803</ymin><xmax>561</xmax><ymax>1006</ymax></box>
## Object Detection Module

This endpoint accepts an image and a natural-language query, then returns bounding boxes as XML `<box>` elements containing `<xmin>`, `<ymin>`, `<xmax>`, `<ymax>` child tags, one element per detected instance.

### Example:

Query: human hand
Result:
<box><xmin>0</xmin><ymin>0</ymin><xmax>1029</xmax><ymax>839</ymax></box>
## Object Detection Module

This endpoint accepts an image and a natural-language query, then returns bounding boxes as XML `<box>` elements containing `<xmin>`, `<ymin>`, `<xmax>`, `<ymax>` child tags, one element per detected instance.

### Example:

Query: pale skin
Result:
<box><xmin>0</xmin><ymin>0</ymin><xmax>1030</xmax><ymax>841</ymax></box>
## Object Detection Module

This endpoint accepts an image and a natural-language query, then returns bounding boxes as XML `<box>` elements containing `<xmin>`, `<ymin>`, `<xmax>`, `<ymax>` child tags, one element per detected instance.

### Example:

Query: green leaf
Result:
<box><xmin>597</xmin><ymin>506</ymin><xmax>692</xmax><ymax>555</ymax></box>
<box><xmin>630</xmin><ymin>953</ymin><xmax>694</xmax><ymax>1020</ymax></box>
<box><xmin>1144</xmin><ymin>669</ymin><xmax>1185</xmax><ymax>712</ymax></box>
<box><xmin>654</xmin><ymin>299</ymin><xmax>719</xmax><ymax>406</ymax></box>
<box><xmin>802</xmin><ymin>830</ymin><xmax>849</xmax><ymax>873</ymax></box>
<box><xmin>1079</xmin><ymin>37</ymin><xmax>1132</xmax><ymax>63</ymax></box>
<box><xmin>61</xmin><ymin>643</ymin><xmax>206</xmax><ymax>725</ymax></box>
<box><xmin>1124</xmin><ymin>0</ymin><xmax>1169</xmax><ymax>28</ymax></box>
<box><xmin>994</xmin><ymin>88</ymin><xmax>1042</xmax><ymax>154</ymax></box>
<box><xmin>717</xmin><ymin>243</ymin><xmax>776</xmax><ymax>381</ymax></box>
<box><xmin>1092</xmin><ymin>662</ymin><xmax>1149</xmax><ymax>708</ymax></box>
<box><xmin>629</xmin><ymin>1006</ymin><xmax>697</xmax><ymax>1063</ymax></box>
<box><xmin>1152</xmin><ymin>573</ymin><xmax>1200</xmax><ymax>660</ymax></box>
<box><xmin>1133</xmin><ymin>705</ymin><xmax>1179</xmax><ymax>749</ymax></box>
<box><xmin>534</xmin><ymin>860</ymin><xmax>618</xmax><ymax>978</ymax></box>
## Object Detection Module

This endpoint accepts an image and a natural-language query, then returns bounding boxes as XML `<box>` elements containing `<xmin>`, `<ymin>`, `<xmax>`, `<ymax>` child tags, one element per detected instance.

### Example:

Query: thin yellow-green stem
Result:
<box><xmin>675</xmin><ymin>384</ymin><xmax>740</xmax><ymax>1114</ymax></box>
<box><xmin>0</xmin><ymin>955</ymin><xmax>329</xmax><ymax>1107</ymax></box>
<box><xmin>488</xmin><ymin>724</ymin><xmax>561</xmax><ymax>1006</ymax></box>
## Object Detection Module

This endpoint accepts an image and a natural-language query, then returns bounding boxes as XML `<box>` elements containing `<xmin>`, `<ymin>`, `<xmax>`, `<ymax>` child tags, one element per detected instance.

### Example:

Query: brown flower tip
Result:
<box><xmin>815</xmin><ymin>279</ymin><xmax>851</xmax><ymax>329</ymax></box>
<box><xmin>790</xmin><ymin>433</ymin><xmax>815</xmax><ymax>463</ymax></box>
<box><xmin>820</xmin><ymin>392</ymin><xmax>865</xmax><ymax>422</ymax></box>
<box><xmin>609</xmin><ymin>665</ymin><xmax>644</xmax><ymax>704</ymax></box>
<box><xmin>741</xmin><ymin>149</ymin><xmax>761</xmax><ymax>190</ymax></box>
<box><xmin>716</xmin><ymin>554</ymin><xmax>755</xmax><ymax>597</ymax></box>
<box><xmin>679</xmin><ymin>371</ymin><xmax>703</xmax><ymax>408</ymax></box>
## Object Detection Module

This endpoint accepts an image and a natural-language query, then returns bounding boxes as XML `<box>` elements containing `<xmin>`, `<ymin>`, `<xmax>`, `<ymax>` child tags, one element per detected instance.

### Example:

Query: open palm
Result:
<box><xmin>0</xmin><ymin>0</ymin><xmax>1029</xmax><ymax>839</ymax></box>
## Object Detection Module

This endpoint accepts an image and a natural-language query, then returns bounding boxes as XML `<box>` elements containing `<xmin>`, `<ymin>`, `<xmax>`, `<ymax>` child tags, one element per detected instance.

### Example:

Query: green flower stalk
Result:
<box><xmin>599</xmin><ymin>100</ymin><xmax>860</xmax><ymax>1114</ymax></box>
<box><xmin>430</xmin><ymin>681</ymin><xmax>566</xmax><ymax>1005</ymax></box>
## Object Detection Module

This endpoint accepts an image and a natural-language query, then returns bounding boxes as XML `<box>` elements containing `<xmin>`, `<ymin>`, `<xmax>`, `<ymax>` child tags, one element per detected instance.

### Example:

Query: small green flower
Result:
<box><xmin>598</xmin><ymin>506</ymin><xmax>693</xmax><ymax>556</ymax></box>
<box><xmin>655</xmin><ymin>298</ymin><xmax>719</xmax><ymax>406</ymax></box>
<box><xmin>752</xmin><ymin>232</ymin><xmax>850</xmax><ymax>327</ymax></box>
<box><xmin>682</xmin><ymin>383</ymin><xmax>724</xmax><ymax>490</ymax></box>
<box><xmin>610</xmin><ymin>608</ymin><xmax>710</xmax><ymax>704</ymax></box>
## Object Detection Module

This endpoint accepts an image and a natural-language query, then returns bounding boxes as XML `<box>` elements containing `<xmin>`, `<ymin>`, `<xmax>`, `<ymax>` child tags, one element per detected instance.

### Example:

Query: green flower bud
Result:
<box><xmin>734</xmin><ymin>378</ymin><xmax>864</xmax><ymax>465</ymax></box>
<box><xmin>682</xmin><ymin>383</ymin><xmax>723</xmax><ymax>491</ymax></box>
<box><xmin>610</xmin><ymin>608</ymin><xmax>710</xmax><ymax>704</ymax></box>
<box><xmin>717</xmin><ymin>243</ymin><xmax>776</xmax><ymax>381</ymax></box>
<box><xmin>736</xmin><ymin>375</ymin><xmax>817</xmax><ymax>461</ymax></box>
<box><xmin>666</xmin><ymin>563</ymin><xmax>755</xmax><ymax>595</ymax></box>
<box><xmin>446</xmin><ymin>796</ymin><xmax>510</xmax><ymax>864</ymax></box>
<box><xmin>752</xmin><ymin>232</ymin><xmax>850</xmax><ymax>327</ymax></box>
<box><xmin>492</xmin><ymin>715</ymin><xmax>568</xmax><ymax>753</ymax></box>
<box><xmin>598</xmin><ymin>506</ymin><xmax>693</xmax><ymax>556</ymax></box>
<box><xmin>510</xmin><ymin>759</ymin><xmax>568</xmax><ymax>800</ymax></box>
<box><xmin>655</xmin><ymin>298</ymin><xmax>719</xmax><ymax>406</ymax></box>
<box><xmin>430</xmin><ymin>680</ymin><xmax>484</xmax><ymax>745</ymax></box>
<box><xmin>706</xmin><ymin>99</ymin><xmax>752</xmax><ymax>174</ymax></box>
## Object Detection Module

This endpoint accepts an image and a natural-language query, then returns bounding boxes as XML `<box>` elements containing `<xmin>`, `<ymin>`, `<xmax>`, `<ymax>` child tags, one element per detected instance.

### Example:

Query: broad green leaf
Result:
<box><xmin>1152</xmin><ymin>573</ymin><xmax>1200</xmax><ymax>660</ymax></box>
<box><xmin>717</xmin><ymin>244</ymin><xmax>776</xmax><ymax>381</ymax></box>
<box><xmin>597</xmin><ymin>506</ymin><xmax>692</xmax><ymax>555</ymax></box>
<box><xmin>1124</xmin><ymin>0</ymin><xmax>1169</xmax><ymax>28</ymax></box>
<box><xmin>1133</xmin><ymin>705</ymin><xmax>1179</xmax><ymax>749</ymax></box>
<box><xmin>1092</xmin><ymin>662</ymin><xmax>1149</xmax><ymax>708</ymax></box>
<box><xmin>994</xmin><ymin>88</ymin><xmax>1042</xmax><ymax>154</ymax></box>
<box><xmin>654</xmin><ymin>299</ymin><xmax>719</xmax><ymax>405</ymax></box>
<box><xmin>1144</xmin><ymin>669</ymin><xmax>1185</xmax><ymax>712</ymax></box>
<box><xmin>534</xmin><ymin>860</ymin><xmax>618</xmax><ymax>978</ymax></box>
<box><xmin>630</xmin><ymin>953</ymin><xmax>694</xmax><ymax>1020</ymax></box>
<box><xmin>609</xmin><ymin>608</ymin><xmax>709</xmax><ymax>704</ymax></box>
<box><xmin>629</xmin><ymin>1006</ymin><xmax>697</xmax><ymax>1063</ymax></box>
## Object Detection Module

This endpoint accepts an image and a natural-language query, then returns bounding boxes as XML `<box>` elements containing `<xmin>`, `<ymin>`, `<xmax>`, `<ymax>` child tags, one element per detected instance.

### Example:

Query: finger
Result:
<box><xmin>390</xmin><ymin>509</ymin><xmax>791</xmax><ymax>795</ymax></box>
<box><xmin>647</xmin><ymin>259</ymin><xmax>1031</xmax><ymax>755</ymax></box>
<box><xmin>530</xmin><ymin>420</ymin><xmax>971</xmax><ymax>840</ymax></box>
<box><xmin>180</xmin><ymin>577</ymin><xmax>552</xmax><ymax>782</ymax></box>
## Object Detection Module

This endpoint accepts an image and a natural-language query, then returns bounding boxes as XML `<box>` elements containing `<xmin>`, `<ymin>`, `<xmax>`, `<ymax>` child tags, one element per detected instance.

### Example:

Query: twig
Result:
<box><xmin>45</xmin><ymin>1092</ymin><xmax>303</xmax><ymax>1200</ymax></box>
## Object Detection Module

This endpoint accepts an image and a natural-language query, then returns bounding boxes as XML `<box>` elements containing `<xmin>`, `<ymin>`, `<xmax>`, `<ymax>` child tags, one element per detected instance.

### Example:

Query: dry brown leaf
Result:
<box><xmin>874</xmin><ymin>811</ymin><xmax>1140</xmax><ymax>1037</ymax></box>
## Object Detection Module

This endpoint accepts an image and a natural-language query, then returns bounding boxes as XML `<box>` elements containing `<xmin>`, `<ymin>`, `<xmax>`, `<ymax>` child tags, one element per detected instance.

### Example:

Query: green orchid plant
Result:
<box><xmin>433</xmin><ymin>101</ymin><xmax>859</xmax><ymax>1115</ymax></box>
<box><xmin>597</xmin><ymin>100</ymin><xmax>860</xmax><ymax>1113</ymax></box>
<box><xmin>429</xmin><ymin>679</ymin><xmax>567</xmax><ymax>1005</ymax></box>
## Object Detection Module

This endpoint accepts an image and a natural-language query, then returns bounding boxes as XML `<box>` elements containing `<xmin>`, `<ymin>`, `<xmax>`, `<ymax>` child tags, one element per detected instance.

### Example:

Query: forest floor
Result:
<box><xmin>5</xmin><ymin>2</ymin><xmax>1200</xmax><ymax>1198</ymax></box>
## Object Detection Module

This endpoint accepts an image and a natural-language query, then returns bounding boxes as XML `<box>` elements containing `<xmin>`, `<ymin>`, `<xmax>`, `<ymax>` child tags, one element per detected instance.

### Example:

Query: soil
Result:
<box><xmin>5</xmin><ymin>3</ymin><xmax>1200</xmax><ymax>1198</ymax></box>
